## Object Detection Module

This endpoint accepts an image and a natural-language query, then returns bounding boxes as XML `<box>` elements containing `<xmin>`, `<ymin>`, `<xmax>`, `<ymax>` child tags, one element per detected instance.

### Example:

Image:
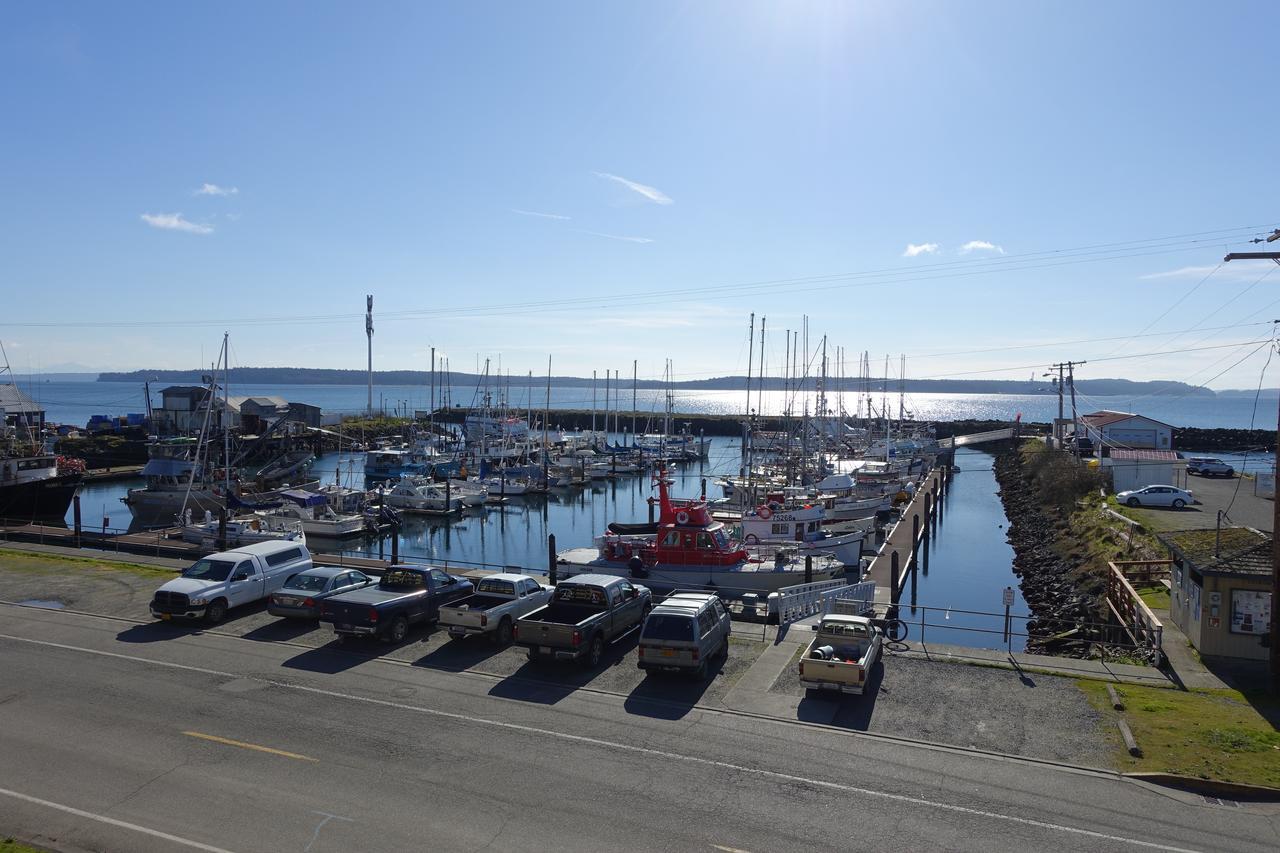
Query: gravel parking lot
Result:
<box><xmin>770</xmin><ymin>648</ymin><xmax>1109</xmax><ymax>765</ymax></box>
<box><xmin>0</xmin><ymin>551</ymin><xmax>762</xmax><ymax>712</ymax></box>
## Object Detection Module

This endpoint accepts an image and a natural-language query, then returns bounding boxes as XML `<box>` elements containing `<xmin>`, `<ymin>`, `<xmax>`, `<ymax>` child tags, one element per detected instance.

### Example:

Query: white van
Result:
<box><xmin>150</xmin><ymin>541</ymin><xmax>313</xmax><ymax>623</ymax></box>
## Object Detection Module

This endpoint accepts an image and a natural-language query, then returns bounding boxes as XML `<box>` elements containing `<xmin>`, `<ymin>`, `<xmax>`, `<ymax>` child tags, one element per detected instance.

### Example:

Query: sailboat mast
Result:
<box><xmin>592</xmin><ymin>370</ymin><xmax>597</xmax><ymax>440</ymax></box>
<box><xmin>221</xmin><ymin>332</ymin><xmax>230</xmax><ymax>497</ymax></box>
<box><xmin>631</xmin><ymin>360</ymin><xmax>637</xmax><ymax>446</ymax></box>
<box><xmin>543</xmin><ymin>356</ymin><xmax>551</xmax><ymax>482</ymax></box>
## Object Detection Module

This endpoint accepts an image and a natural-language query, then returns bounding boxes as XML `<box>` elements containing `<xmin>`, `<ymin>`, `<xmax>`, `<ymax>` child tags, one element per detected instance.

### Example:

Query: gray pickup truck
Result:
<box><xmin>514</xmin><ymin>574</ymin><xmax>651</xmax><ymax>667</ymax></box>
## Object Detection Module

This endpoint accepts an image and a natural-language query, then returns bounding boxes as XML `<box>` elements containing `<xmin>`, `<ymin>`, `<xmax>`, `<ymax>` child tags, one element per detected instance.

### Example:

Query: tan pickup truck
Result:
<box><xmin>799</xmin><ymin>614</ymin><xmax>883</xmax><ymax>696</ymax></box>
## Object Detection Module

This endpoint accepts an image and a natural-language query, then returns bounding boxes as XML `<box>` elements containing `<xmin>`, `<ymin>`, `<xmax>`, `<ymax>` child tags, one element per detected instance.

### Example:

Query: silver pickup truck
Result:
<box><xmin>514</xmin><ymin>574</ymin><xmax>651</xmax><ymax>668</ymax></box>
<box><xmin>438</xmin><ymin>573</ymin><xmax>553</xmax><ymax>644</ymax></box>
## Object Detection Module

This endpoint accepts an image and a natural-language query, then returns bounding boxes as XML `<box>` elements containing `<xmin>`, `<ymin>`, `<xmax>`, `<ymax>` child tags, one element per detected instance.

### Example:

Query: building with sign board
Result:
<box><xmin>1159</xmin><ymin>527</ymin><xmax>1272</xmax><ymax>661</ymax></box>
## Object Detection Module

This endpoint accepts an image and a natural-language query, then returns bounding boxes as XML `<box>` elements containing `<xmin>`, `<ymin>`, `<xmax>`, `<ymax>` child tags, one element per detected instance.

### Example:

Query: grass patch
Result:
<box><xmin>0</xmin><ymin>547</ymin><xmax>174</xmax><ymax>580</ymax></box>
<box><xmin>1135</xmin><ymin>583</ymin><xmax>1170</xmax><ymax>612</ymax></box>
<box><xmin>1</xmin><ymin>839</ymin><xmax>48</xmax><ymax>853</ymax></box>
<box><xmin>1078</xmin><ymin>679</ymin><xmax>1280</xmax><ymax>788</ymax></box>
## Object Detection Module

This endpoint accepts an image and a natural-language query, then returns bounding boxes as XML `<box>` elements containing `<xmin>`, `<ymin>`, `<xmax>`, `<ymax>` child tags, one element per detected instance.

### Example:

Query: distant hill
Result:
<box><xmin>96</xmin><ymin>367</ymin><xmax>1217</xmax><ymax>397</ymax></box>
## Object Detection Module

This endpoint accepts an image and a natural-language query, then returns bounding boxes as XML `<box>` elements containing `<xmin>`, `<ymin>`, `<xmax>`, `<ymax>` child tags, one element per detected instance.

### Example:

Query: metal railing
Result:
<box><xmin>770</xmin><ymin>578</ymin><xmax>865</xmax><ymax>625</ymax></box>
<box><xmin>891</xmin><ymin>602</ymin><xmax>1161</xmax><ymax>665</ymax></box>
<box><xmin>825</xmin><ymin>581</ymin><xmax>877</xmax><ymax>617</ymax></box>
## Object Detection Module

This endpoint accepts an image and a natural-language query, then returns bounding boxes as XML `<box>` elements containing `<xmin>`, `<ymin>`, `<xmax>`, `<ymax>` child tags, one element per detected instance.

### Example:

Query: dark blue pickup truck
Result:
<box><xmin>319</xmin><ymin>565</ymin><xmax>474</xmax><ymax>642</ymax></box>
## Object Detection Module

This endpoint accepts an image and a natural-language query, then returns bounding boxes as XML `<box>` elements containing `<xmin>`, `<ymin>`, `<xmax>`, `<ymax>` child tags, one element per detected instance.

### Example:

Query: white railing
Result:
<box><xmin>826</xmin><ymin>581</ymin><xmax>877</xmax><ymax>617</ymax></box>
<box><xmin>769</xmin><ymin>578</ymin><xmax>875</xmax><ymax>624</ymax></box>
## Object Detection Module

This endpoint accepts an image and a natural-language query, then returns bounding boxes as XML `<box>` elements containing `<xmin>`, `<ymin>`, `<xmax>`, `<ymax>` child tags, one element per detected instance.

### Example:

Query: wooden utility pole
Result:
<box><xmin>1224</xmin><ymin>241</ymin><xmax>1280</xmax><ymax>692</ymax></box>
<box><xmin>1051</xmin><ymin>360</ymin><xmax>1086</xmax><ymax>461</ymax></box>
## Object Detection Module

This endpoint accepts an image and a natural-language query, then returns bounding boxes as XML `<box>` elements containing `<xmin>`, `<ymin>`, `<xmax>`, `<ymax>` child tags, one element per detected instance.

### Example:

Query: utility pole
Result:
<box><xmin>365</xmin><ymin>295</ymin><xmax>374</xmax><ymax>417</ymax></box>
<box><xmin>1224</xmin><ymin>236</ymin><xmax>1280</xmax><ymax>692</ymax></box>
<box><xmin>1051</xmin><ymin>361</ymin><xmax>1085</xmax><ymax>458</ymax></box>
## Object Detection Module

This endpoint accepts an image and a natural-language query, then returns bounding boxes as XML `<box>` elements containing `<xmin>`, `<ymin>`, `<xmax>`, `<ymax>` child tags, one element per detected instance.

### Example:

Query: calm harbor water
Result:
<box><xmin>15</xmin><ymin>380</ymin><xmax>1280</xmax><ymax>430</ymax></box>
<box><xmin>898</xmin><ymin>447</ymin><xmax>1027</xmax><ymax>652</ymax></box>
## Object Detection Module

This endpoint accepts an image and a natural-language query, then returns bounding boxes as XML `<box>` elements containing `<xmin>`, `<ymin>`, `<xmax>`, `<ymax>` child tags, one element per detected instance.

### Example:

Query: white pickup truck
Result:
<box><xmin>798</xmin><ymin>614</ymin><xmax>883</xmax><ymax>696</ymax></box>
<box><xmin>150</xmin><ymin>541</ymin><xmax>313</xmax><ymax>624</ymax></box>
<box><xmin>437</xmin><ymin>573</ymin><xmax>553</xmax><ymax>645</ymax></box>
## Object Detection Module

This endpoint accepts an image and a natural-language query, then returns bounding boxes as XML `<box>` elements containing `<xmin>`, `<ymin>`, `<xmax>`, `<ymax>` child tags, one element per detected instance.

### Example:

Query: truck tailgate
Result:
<box><xmin>320</xmin><ymin>599</ymin><xmax>374</xmax><ymax>628</ymax></box>
<box><xmin>517</xmin><ymin>620</ymin><xmax>578</xmax><ymax>649</ymax></box>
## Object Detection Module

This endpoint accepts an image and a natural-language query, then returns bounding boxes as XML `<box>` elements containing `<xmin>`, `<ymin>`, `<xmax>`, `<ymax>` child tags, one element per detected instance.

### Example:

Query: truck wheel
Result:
<box><xmin>584</xmin><ymin>635</ymin><xmax>604</xmax><ymax>669</ymax></box>
<box><xmin>205</xmin><ymin>599</ymin><xmax>228</xmax><ymax>624</ymax></box>
<box><xmin>494</xmin><ymin>617</ymin><xmax>513</xmax><ymax>646</ymax></box>
<box><xmin>384</xmin><ymin>616</ymin><xmax>409</xmax><ymax>644</ymax></box>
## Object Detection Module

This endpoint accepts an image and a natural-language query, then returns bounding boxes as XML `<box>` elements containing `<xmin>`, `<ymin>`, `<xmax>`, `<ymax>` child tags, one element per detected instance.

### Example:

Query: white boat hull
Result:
<box><xmin>556</xmin><ymin>548</ymin><xmax>845</xmax><ymax>594</ymax></box>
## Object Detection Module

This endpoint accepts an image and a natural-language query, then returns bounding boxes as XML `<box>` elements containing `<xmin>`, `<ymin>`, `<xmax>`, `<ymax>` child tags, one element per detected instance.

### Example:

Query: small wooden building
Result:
<box><xmin>1160</xmin><ymin>527</ymin><xmax>1272</xmax><ymax>661</ymax></box>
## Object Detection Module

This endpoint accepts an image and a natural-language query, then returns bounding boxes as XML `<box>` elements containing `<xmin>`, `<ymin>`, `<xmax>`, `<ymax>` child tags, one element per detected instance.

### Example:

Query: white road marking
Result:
<box><xmin>0</xmin><ymin>633</ymin><xmax>1202</xmax><ymax>853</ymax></box>
<box><xmin>304</xmin><ymin>810</ymin><xmax>354</xmax><ymax>852</ymax></box>
<box><xmin>0</xmin><ymin>785</ymin><xmax>237</xmax><ymax>853</ymax></box>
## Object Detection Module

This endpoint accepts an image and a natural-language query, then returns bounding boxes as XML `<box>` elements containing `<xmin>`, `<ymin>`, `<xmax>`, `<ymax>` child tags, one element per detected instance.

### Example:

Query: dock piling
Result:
<box><xmin>547</xmin><ymin>534</ymin><xmax>558</xmax><ymax>585</ymax></box>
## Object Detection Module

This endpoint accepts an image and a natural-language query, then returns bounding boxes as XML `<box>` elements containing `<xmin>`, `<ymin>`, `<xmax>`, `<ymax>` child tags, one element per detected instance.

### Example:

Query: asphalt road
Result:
<box><xmin>1</xmin><ymin>604</ymin><xmax>1278</xmax><ymax>853</ymax></box>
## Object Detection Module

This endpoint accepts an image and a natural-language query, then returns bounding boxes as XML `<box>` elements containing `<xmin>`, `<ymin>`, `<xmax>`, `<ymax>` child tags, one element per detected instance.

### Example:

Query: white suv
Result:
<box><xmin>1186</xmin><ymin>457</ymin><xmax>1234</xmax><ymax>478</ymax></box>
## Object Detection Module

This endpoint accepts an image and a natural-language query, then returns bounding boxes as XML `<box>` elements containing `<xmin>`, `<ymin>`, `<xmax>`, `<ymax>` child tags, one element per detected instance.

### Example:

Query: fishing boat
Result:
<box><xmin>255</xmin><ymin>449</ymin><xmax>316</xmax><ymax>486</ymax></box>
<box><xmin>0</xmin><ymin>451</ymin><xmax>83</xmax><ymax>522</ymax></box>
<box><xmin>180</xmin><ymin>509</ymin><xmax>305</xmax><ymax>546</ymax></box>
<box><xmin>123</xmin><ymin>437</ymin><xmax>223</xmax><ymax>522</ymax></box>
<box><xmin>735</xmin><ymin>503</ymin><xmax>868</xmax><ymax>566</ymax></box>
<box><xmin>363</xmin><ymin>447</ymin><xmax>425</xmax><ymax>479</ymax></box>
<box><xmin>268</xmin><ymin>489</ymin><xmax>366</xmax><ymax>538</ymax></box>
<box><xmin>376</xmin><ymin>476</ymin><xmax>462</xmax><ymax>514</ymax></box>
<box><xmin>557</xmin><ymin>470</ymin><xmax>844</xmax><ymax>594</ymax></box>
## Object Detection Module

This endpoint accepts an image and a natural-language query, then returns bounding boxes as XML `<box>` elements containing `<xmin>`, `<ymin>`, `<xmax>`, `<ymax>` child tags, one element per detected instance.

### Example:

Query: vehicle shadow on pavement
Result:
<box><xmin>116</xmin><ymin>601</ymin><xmax>273</xmax><ymax>642</ymax></box>
<box><xmin>280</xmin><ymin>636</ymin><xmax>414</xmax><ymax>675</ymax></box>
<box><xmin>622</xmin><ymin>660</ymin><xmax>723</xmax><ymax>720</ymax></box>
<box><xmin>816</xmin><ymin>661</ymin><xmax>886</xmax><ymax>730</ymax></box>
<box><xmin>488</xmin><ymin>641</ymin><xmax>636</xmax><ymax>705</ymax></box>
<box><xmin>241</xmin><ymin>619</ymin><xmax>321</xmax><ymax>643</ymax></box>
<box><xmin>412</xmin><ymin>637</ymin><xmax>508</xmax><ymax>673</ymax></box>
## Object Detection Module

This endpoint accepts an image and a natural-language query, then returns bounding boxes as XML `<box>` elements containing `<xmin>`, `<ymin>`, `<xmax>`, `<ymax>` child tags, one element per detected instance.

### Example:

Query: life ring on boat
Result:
<box><xmin>756</xmin><ymin>505</ymin><xmax>772</xmax><ymax>520</ymax></box>
<box><xmin>675</xmin><ymin>510</ymin><xmax>691</xmax><ymax>525</ymax></box>
<box><xmin>744</xmin><ymin>533</ymin><xmax>758</xmax><ymax>545</ymax></box>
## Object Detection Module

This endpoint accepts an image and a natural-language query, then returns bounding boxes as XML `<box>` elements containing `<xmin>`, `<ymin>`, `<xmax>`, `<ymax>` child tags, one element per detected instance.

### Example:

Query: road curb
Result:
<box><xmin>1124</xmin><ymin>772</ymin><xmax>1280</xmax><ymax>801</ymax></box>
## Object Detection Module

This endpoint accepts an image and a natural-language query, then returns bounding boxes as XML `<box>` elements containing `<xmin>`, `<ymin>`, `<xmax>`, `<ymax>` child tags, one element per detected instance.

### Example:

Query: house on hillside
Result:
<box><xmin>1080</xmin><ymin>410</ymin><xmax>1173</xmax><ymax>451</ymax></box>
<box><xmin>0</xmin><ymin>383</ymin><xmax>45</xmax><ymax>432</ymax></box>
<box><xmin>1159</xmin><ymin>527</ymin><xmax>1272</xmax><ymax>661</ymax></box>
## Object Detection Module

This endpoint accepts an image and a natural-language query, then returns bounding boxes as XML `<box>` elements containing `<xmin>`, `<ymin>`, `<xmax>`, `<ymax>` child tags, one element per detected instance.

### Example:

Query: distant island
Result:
<box><xmin>95</xmin><ymin>368</ymin><xmax>1217</xmax><ymax>397</ymax></box>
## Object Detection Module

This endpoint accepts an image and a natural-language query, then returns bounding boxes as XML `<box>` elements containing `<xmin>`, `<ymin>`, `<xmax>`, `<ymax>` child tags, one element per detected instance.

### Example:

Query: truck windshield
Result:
<box><xmin>380</xmin><ymin>570</ymin><xmax>425</xmax><ymax>589</ymax></box>
<box><xmin>641</xmin><ymin>614</ymin><xmax>696</xmax><ymax>641</ymax></box>
<box><xmin>181</xmin><ymin>559</ymin><xmax>236</xmax><ymax>581</ymax></box>
<box><xmin>476</xmin><ymin>579</ymin><xmax>515</xmax><ymax>595</ymax></box>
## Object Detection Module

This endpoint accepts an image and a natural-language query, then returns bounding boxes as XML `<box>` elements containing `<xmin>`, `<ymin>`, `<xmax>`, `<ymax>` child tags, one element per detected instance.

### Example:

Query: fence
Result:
<box><xmin>891</xmin><ymin>601</ymin><xmax>1161</xmax><ymax>665</ymax></box>
<box><xmin>1105</xmin><ymin>560</ymin><xmax>1168</xmax><ymax>663</ymax></box>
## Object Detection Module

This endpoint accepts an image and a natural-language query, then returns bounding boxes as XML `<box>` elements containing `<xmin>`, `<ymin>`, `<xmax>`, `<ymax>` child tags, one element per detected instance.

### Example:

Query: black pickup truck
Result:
<box><xmin>514</xmin><ymin>574</ymin><xmax>651</xmax><ymax>667</ymax></box>
<box><xmin>319</xmin><ymin>565</ymin><xmax>474</xmax><ymax>642</ymax></box>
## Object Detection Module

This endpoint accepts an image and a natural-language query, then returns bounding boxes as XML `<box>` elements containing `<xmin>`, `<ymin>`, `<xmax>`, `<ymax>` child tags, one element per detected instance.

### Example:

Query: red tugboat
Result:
<box><xmin>556</xmin><ymin>469</ymin><xmax>843</xmax><ymax>594</ymax></box>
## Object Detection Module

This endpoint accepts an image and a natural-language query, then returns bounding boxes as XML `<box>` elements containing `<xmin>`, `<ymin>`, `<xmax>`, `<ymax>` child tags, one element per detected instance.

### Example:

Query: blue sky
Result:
<box><xmin>2</xmin><ymin>1</ymin><xmax>1277</xmax><ymax>389</ymax></box>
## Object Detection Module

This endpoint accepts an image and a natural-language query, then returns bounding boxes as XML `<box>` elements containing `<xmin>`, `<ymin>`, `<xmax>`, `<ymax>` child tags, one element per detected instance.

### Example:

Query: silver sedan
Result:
<box><xmin>1116</xmin><ymin>485</ymin><xmax>1194</xmax><ymax>509</ymax></box>
<box><xmin>268</xmin><ymin>567</ymin><xmax>374</xmax><ymax>619</ymax></box>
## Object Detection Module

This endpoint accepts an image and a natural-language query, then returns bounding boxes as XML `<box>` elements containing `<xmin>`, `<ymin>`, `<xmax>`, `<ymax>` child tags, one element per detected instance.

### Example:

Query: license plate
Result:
<box><xmin>661</xmin><ymin>649</ymin><xmax>675</xmax><ymax>657</ymax></box>
<box><xmin>539</xmin><ymin>645</ymin><xmax>551</xmax><ymax>654</ymax></box>
<box><xmin>160</xmin><ymin>614</ymin><xmax>171</xmax><ymax>621</ymax></box>
<box><xmin>339</xmin><ymin>624</ymin><xmax>352</xmax><ymax>631</ymax></box>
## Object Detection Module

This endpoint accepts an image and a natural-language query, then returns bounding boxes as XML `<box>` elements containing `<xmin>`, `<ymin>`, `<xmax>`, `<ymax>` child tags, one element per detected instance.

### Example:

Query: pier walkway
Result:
<box><xmin>866</xmin><ymin>462</ymin><xmax>950</xmax><ymax>606</ymax></box>
<box><xmin>937</xmin><ymin>427</ymin><xmax>1016</xmax><ymax>449</ymax></box>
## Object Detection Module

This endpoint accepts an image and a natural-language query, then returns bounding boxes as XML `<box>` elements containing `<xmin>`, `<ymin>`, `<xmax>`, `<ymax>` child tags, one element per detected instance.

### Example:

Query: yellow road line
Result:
<box><xmin>182</xmin><ymin>730</ymin><xmax>318</xmax><ymax>762</ymax></box>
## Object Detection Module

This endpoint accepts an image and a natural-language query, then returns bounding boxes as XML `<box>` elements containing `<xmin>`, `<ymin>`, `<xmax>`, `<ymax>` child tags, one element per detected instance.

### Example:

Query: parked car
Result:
<box><xmin>1063</xmin><ymin>435</ymin><xmax>1094</xmax><ymax>454</ymax></box>
<box><xmin>319</xmin><ymin>565</ymin><xmax>474</xmax><ymax>643</ymax></box>
<box><xmin>514</xmin><ymin>574</ymin><xmax>651</xmax><ymax>668</ymax></box>
<box><xmin>637</xmin><ymin>592</ymin><xmax>731</xmax><ymax>678</ymax></box>
<box><xmin>267</xmin><ymin>567</ymin><xmax>374</xmax><ymax>619</ymax></box>
<box><xmin>799</xmin><ymin>614</ymin><xmax>883</xmax><ymax>696</ymax></box>
<box><xmin>438</xmin><ymin>573</ymin><xmax>554</xmax><ymax>644</ymax></box>
<box><xmin>1115</xmin><ymin>485</ymin><xmax>1194</xmax><ymax>509</ymax></box>
<box><xmin>1186</xmin><ymin>457</ymin><xmax>1235</xmax><ymax>478</ymax></box>
<box><xmin>150</xmin><ymin>541</ymin><xmax>312</xmax><ymax>623</ymax></box>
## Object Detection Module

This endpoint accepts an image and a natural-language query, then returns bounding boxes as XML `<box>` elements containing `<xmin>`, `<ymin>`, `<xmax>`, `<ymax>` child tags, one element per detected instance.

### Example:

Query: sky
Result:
<box><xmin>1</xmin><ymin>1</ymin><xmax>1278</xmax><ymax>390</ymax></box>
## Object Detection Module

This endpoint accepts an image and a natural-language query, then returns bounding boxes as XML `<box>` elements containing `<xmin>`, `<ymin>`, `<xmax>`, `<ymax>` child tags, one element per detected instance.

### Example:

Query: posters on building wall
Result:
<box><xmin>1230</xmin><ymin>590</ymin><xmax>1272</xmax><ymax>635</ymax></box>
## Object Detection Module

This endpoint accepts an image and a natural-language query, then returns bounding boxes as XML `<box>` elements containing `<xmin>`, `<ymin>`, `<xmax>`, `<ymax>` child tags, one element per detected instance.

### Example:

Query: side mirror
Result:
<box><xmin>811</xmin><ymin>625</ymin><xmax>820</xmax><ymax>631</ymax></box>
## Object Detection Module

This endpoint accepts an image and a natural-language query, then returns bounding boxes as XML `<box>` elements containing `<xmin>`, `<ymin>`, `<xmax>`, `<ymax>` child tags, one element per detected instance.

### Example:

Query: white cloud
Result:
<box><xmin>512</xmin><ymin>208</ymin><xmax>571</xmax><ymax>220</ymax></box>
<box><xmin>593</xmin><ymin>172</ymin><xmax>673</xmax><ymax>205</ymax></box>
<box><xmin>195</xmin><ymin>183</ymin><xmax>238</xmax><ymax>196</ymax></box>
<box><xmin>1140</xmin><ymin>262</ymin><xmax>1275</xmax><ymax>281</ymax></box>
<box><xmin>140</xmin><ymin>212</ymin><xmax>213</xmax><ymax>234</ymax></box>
<box><xmin>960</xmin><ymin>240</ymin><xmax>1005</xmax><ymax>254</ymax></box>
<box><xmin>574</xmin><ymin>230</ymin><xmax>653</xmax><ymax>244</ymax></box>
<box><xmin>902</xmin><ymin>242</ymin><xmax>939</xmax><ymax>257</ymax></box>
